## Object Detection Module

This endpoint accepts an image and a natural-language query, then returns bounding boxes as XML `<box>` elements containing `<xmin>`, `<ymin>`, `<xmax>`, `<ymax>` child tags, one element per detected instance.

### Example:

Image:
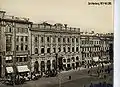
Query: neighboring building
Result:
<box><xmin>30</xmin><ymin>22</ymin><xmax>82</xmax><ymax>74</ymax></box>
<box><xmin>0</xmin><ymin>11</ymin><xmax>32</xmax><ymax>77</ymax></box>
<box><xmin>80</xmin><ymin>32</ymin><xmax>113</xmax><ymax>67</ymax></box>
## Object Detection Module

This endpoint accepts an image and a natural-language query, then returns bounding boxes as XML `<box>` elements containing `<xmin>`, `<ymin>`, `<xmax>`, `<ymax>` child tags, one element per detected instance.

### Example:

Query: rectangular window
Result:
<box><xmin>16</xmin><ymin>45</ymin><xmax>19</xmax><ymax>51</ymax></box>
<box><xmin>67</xmin><ymin>59</ymin><xmax>70</xmax><ymax>62</ymax></box>
<box><xmin>25</xmin><ymin>45</ymin><xmax>28</xmax><ymax>50</ymax></box>
<box><xmin>16</xmin><ymin>28</ymin><xmax>19</xmax><ymax>33</ymax></box>
<box><xmin>63</xmin><ymin>38</ymin><xmax>65</xmax><ymax>42</ymax></box>
<box><xmin>67</xmin><ymin>38</ymin><xmax>70</xmax><ymax>42</ymax></box>
<box><xmin>47</xmin><ymin>48</ymin><xmax>50</xmax><ymax>53</ymax></box>
<box><xmin>6</xmin><ymin>44</ymin><xmax>12</xmax><ymax>51</ymax></box>
<box><xmin>35</xmin><ymin>37</ymin><xmax>38</xmax><ymax>42</ymax></box>
<box><xmin>63</xmin><ymin>47</ymin><xmax>66</xmax><ymax>52</ymax></box>
<box><xmin>68</xmin><ymin>47</ymin><xmax>70</xmax><ymax>52</ymax></box>
<box><xmin>24</xmin><ymin>57</ymin><xmax>28</xmax><ymax>62</ymax></box>
<box><xmin>16</xmin><ymin>57</ymin><xmax>19</xmax><ymax>62</ymax></box>
<box><xmin>72</xmin><ymin>38</ymin><xmax>74</xmax><ymax>43</ymax></box>
<box><xmin>22</xmin><ymin>28</ymin><xmax>24</xmax><ymax>33</ymax></box>
<box><xmin>41</xmin><ymin>48</ymin><xmax>44</xmax><ymax>53</ymax></box>
<box><xmin>21</xmin><ymin>43</ymin><xmax>23</xmax><ymax>51</ymax></box>
<box><xmin>76</xmin><ymin>47</ymin><xmax>79</xmax><ymax>52</ymax></box>
<box><xmin>16</xmin><ymin>36</ymin><xmax>19</xmax><ymax>42</ymax></box>
<box><xmin>63</xmin><ymin>59</ymin><xmax>66</xmax><ymax>62</ymax></box>
<box><xmin>21</xmin><ymin>36</ymin><xmax>24</xmax><ymax>41</ymax></box>
<box><xmin>41</xmin><ymin>37</ymin><xmax>44</xmax><ymax>42</ymax></box>
<box><xmin>20</xmin><ymin>28</ymin><xmax>22</xmax><ymax>33</ymax></box>
<box><xmin>19</xmin><ymin>58</ymin><xmax>22</xmax><ymax>62</ymax></box>
<box><xmin>25</xmin><ymin>36</ymin><xmax>28</xmax><ymax>42</ymax></box>
<box><xmin>25</xmin><ymin>28</ymin><xmax>28</xmax><ymax>33</ymax></box>
<box><xmin>53</xmin><ymin>37</ymin><xmax>56</xmax><ymax>42</ymax></box>
<box><xmin>76</xmin><ymin>38</ymin><xmax>78</xmax><ymax>43</ymax></box>
<box><xmin>58</xmin><ymin>38</ymin><xmax>61</xmax><ymax>42</ymax></box>
<box><xmin>72</xmin><ymin>47</ymin><xmax>74</xmax><ymax>52</ymax></box>
<box><xmin>47</xmin><ymin>37</ymin><xmax>50</xmax><ymax>42</ymax></box>
<box><xmin>53</xmin><ymin>48</ymin><xmax>56</xmax><ymax>53</ymax></box>
<box><xmin>6</xmin><ymin>36</ymin><xmax>12</xmax><ymax>43</ymax></box>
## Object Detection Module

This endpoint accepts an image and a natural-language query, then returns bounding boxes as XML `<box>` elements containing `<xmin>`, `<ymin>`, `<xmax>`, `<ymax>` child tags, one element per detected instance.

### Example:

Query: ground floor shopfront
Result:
<box><xmin>0</xmin><ymin>53</ymin><xmax>30</xmax><ymax>77</ymax></box>
<box><xmin>30</xmin><ymin>53</ymin><xmax>82</xmax><ymax>74</ymax></box>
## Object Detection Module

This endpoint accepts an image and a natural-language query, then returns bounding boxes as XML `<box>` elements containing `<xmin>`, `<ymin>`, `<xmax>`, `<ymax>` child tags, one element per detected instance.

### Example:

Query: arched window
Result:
<box><xmin>41</xmin><ymin>48</ymin><xmax>44</xmax><ymax>53</ymax></box>
<box><xmin>76</xmin><ymin>47</ymin><xmax>79</xmax><ymax>52</ymax></box>
<box><xmin>35</xmin><ymin>37</ymin><xmax>38</xmax><ymax>42</ymax></box>
<box><xmin>34</xmin><ymin>61</ymin><xmax>39</xmax><ymax>73</ymax></box>
<box><xmin>63</xmin><ymin>47</ymin><xmax>66</xmax><ymax>52</ymax></box>
<box><xmin>67</xmin><ymin>58</ymin><xmax>70</xmax><ymax>62</ymax></box>
<box><xmin>35</xmin><ymin>48</ymin><xmax>38</xmax><ymax>54</ymax></box>
<box><xmin>52</xmin><ymin>60</ymin><xmax>56</xmax><ymax>69</ymax></box>
<box><xmin>41</xmin><ymin>61</ymin><xmax>45</xmax><ymax>72</ymax></box>
<box><xmin>76</xmin><ymin>56</ymin><xmax>79</xmax><ymax>60</ymax></box>
<box><xmin>47</xmin><ymin>48</ymin><xmax>50</xmax><ymax>53</ymax></box>
<box><xmin>9</xmin><ymin>27</ymin><xmax>12</xmax><ymax>32</ymax></box>
<box><xmin>71</xmin><ymin>57</ymin><xmax>75</xmax><ymax>62</ymax></box>
<box><xmin>72</xmin><ymin>47</ymin><xmax>74</xmax><ymax>52</ymax></box>
<box><xmin>58</xmin><ymin>47</ymin><xmax>61</xmax><ymax>52</ymax></box>
<box><xmin>68</xmin><ymin>47</ymin><xmax>70</xmax><ymax>52</ymax></box>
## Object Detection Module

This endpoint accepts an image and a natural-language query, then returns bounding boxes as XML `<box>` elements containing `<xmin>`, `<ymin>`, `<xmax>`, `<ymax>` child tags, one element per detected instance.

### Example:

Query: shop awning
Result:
<box><xmin>6</xmin><ymin>67</ymin><xmax>14</xmax><ymax>73</ymax></box>
<box><xmin>93</xmin><ymin>57</ymin><xmax>99</xmax><ymax>62</ymax></box>
<box><xmin>6</xmin><ymin>56</ymin><xmax>12</xmax><ymax>60</ymax></box>
<box><xmin>17</xmin><ymin>65</ymin><xmax>30</xmax><ymax>73</ymax></box>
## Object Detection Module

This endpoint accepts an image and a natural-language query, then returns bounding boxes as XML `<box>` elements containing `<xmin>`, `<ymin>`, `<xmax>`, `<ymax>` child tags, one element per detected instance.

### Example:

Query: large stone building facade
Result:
<box><xmin>30</xmin><ymin>23</ymin><xmax>82</xmax><ymax>74</ymax></box>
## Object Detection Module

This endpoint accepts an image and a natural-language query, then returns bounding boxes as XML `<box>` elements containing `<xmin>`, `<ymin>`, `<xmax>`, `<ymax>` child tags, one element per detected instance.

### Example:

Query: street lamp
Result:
<box><xmin>55</xmin><ymin>53</ymin><xmax>58</xmax><ymax>74</ymax></box>
<box><xmin>56</xmin><ymin>53</ymin><xmax>63</xmax><ymax>87</ymax></box>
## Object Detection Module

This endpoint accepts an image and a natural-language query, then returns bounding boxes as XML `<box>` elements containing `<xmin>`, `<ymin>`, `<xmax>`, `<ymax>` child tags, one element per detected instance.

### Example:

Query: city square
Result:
<box><xmin>0</xmin><ymin>1</ymin><xmax>113</xmax><ymax>86</ymax></box>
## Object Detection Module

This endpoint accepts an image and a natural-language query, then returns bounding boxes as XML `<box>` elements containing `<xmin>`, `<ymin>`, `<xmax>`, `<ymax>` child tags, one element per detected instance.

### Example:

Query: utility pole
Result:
<box><xmin>13</xmin><ymin>24</ymin><xmax>16</xmax><ymax>87</ymax></box>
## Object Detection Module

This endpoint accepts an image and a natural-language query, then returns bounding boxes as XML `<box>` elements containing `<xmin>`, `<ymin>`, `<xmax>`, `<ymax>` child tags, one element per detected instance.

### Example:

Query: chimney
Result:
<box><xmin>64</xmin><ymin>24</ymin><xmax>67</xmax><ymax>28</ymax></box>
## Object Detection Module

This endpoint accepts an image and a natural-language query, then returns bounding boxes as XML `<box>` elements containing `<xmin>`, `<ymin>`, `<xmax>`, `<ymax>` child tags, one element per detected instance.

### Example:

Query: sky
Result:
<box><xmin>0</xmin><ymin>0</ymin><xmax>114</xmax><ymax>33</ymax></box>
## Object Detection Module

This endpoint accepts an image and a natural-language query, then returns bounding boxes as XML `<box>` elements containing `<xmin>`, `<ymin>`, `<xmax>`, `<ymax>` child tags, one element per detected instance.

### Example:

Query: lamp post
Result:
<box><xmin>56</xmin><ymin>53</ymin><xmax>63</xmax><ymax>87</ymax></box>
<box><xmin>13</xmin><ymin>24</ymin><xmax>17</xmax><ymax>87</ymax></box>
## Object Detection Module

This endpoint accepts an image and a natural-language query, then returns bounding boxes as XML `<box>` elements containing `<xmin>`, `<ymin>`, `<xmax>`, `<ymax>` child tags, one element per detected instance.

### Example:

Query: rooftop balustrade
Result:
<box><xmin>31</xmin><ymin>23</ymin><xmax>81</xmax><ymax>33</ymax></box>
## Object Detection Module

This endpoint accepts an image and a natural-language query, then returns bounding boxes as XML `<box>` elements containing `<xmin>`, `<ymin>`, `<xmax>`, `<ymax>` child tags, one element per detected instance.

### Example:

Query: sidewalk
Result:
<box><xmin>60</xmin><ymin>63</ymin><xmax>111</xmax><ymax>74</ymax></box>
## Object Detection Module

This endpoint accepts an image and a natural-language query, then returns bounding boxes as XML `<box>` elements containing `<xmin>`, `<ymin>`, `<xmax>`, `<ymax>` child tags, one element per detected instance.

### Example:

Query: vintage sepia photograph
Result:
<box><xmin>0</xmin><ymin>0</ymin><xmax>114</xmax><ymax>87</ymax></box>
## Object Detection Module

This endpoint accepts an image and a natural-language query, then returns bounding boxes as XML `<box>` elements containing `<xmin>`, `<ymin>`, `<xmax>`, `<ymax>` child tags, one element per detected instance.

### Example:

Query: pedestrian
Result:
<box><xmin>83</xmin><ymin>84</ymin><xmax>86</xmax><ymax>87</ymax></box>
<box><xmin>88</xmin><ymin>69</ymin><xmax>90</xmax><ymax>74</ymax></box>
<box><xmin>68</xmin><ymin>75</ymin><xmax>71</xmax><ymax>80</ymax></box>
<box><xmin>97</xmin><ymin>70</ymin><xmax>100</xmax><ymax>77</ymax></box>
<box><xmin>89</xmin><ymin>83</ymin><xmax>94</xmax><ymax>87</ymax></box>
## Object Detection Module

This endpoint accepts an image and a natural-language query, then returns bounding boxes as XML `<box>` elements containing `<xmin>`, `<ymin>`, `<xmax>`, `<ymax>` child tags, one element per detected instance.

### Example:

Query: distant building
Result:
<box><xmin>80</xmin><ymin>32</ymin><xmax>113</xmax><ymax>67</ymax></box>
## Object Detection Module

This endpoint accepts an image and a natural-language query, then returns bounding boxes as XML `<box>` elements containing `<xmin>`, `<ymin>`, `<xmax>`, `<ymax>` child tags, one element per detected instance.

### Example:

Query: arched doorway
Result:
<box><xmin>34</xmin><ymin>61</ymin><xmax>39</xmax><ymax>73</ymax></box>
<box><xmin>52</xmin><ymin>60</ymin><xmax>56</xmax><ymax>70</ymax></box>
<box><xmin>41</xmin><ymin>61</ymin><xmax>45</xmax><ymax>72</ymax></box>
<box><xmin>47</xmin><ymin>60</ymin><xmax>51</xmax><ymax>71</ymax></box>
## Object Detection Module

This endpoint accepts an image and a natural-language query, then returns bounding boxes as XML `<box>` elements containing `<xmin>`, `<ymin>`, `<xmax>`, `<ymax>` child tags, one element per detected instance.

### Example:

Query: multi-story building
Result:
<box><xmin>30</xmin><ymin>22</ymin><xmax>82</xmax><ymax>74</ymax></box>
<box><xmin>0</xmin><ymin>11</ymin><xmax>32</xmax><ymax>77</ymax></box>
<box><xmin>80</xmin><ymin>32</ymin><xmax>113</xmax><ymax>67</ymax></box>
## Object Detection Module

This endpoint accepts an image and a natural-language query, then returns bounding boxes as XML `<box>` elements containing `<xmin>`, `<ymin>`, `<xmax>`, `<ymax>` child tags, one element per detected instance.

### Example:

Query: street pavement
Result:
<box><xmin>0</xmin><ymin>63</ymin><xmax>113</xmax><ymax>87</ymax></box>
